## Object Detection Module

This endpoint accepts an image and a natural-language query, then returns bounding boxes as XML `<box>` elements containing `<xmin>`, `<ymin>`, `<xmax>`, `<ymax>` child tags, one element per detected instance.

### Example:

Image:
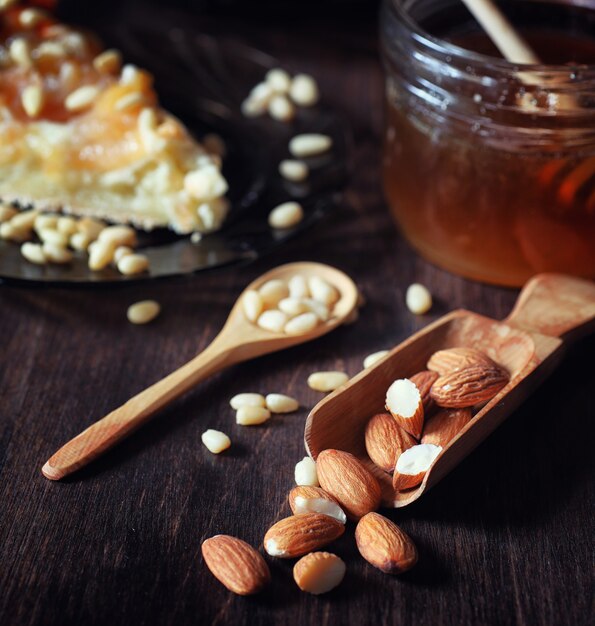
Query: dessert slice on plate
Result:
<box><xmin>0</xmin><ymin>0</ymin><xmax>229</xmax><ymax>234</ymax></box>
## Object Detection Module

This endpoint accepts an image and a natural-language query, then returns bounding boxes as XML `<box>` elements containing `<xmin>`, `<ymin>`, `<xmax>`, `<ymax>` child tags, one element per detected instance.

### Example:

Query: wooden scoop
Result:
<box><xmin>305</xmin><ymin>274</ymin><xmax>595</xmax><ymax>508</ymax></box>
<box><xmin>42</xmin><ymin>262</ymin><xmax>358</xmax><ymax>481</ymax></box>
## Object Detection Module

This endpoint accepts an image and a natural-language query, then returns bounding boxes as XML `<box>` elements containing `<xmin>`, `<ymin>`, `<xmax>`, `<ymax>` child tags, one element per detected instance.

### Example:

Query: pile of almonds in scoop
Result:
<box><xmin>201</xmin><ymin>346</ymin><xmax>510</xmax><ymax>597</ymax></box>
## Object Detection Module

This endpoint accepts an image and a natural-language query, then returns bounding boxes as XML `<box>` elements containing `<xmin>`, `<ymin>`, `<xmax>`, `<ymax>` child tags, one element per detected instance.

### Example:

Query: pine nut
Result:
<box><xmin>184</xmin><ymin>165</ymin><xmax>228</xmax><ymax>201</ymax></box>
<box><xmin>127</xmin><ymin>300</ymin><xmax>161</xmax><ymax>324</ymax></box>
<box><xmin>288</xmin><ymin>275</ymin><xmax>310</xmax><ymax>298</ymax></box>
<box><xmin>363</xmin><ymin>350</ymin><xmax>389</xmax><ymax>369</ymax></box>
<box><xmin>258</xmin><ymin>279</ymin><xmax>289</xmax><ymax>308</ymax></box>
<box><xmin>266</xmin><ymin>68</ymin><xmax>291</xmax><ymax>93</ymax></box>
<box><xmin>257</xmin><ymin>310</ymin><xmax>288</xmax><ymax>333</ymax></box>
<box><xmin>307</xmin><ymin>371</ymin><xmax>348</xmax><ymax>392</ymax></box>
<box><xmin>115</xmin><ymin>92</ymin><xmax>147</xmax><ymax>111</ymax></box>
<box><xmin>10</xmin><ymin>210</ymin><xmax>38</xmax><ymax>230</ymax></box>
<box><xmin>9</xmin><ymin>38</ymin><xmax>32</xmax><ymax>68</ymax></box>
<box><xmin>56</xmin><ymin>216</ymin><xmax>78</xmax><ymax>236</ymax></box>
<box><xmin>36</xmin><ymin>41</ymin><xmax>66</xmax><ymax>59</ymax></box>
<box><xmin>98</xmin><ymin>225</ymin><xmax>137</xmax><ymax>247</ymax></box>
<box><xmin>284</xmin><ymin>312</ymin><xmax>319</xmax><ymax>335</ymax></box>
<box><xmin>88</xmin><ymin>240</ymin><xmax>115</xmax><ymax>270</ymax></box>
<box><xmin>117</xmin><ymin>253</ymin><xmax>149</xmax><ymax>275</ymax></box>
<box><xmin>34</xmin><ymin>214</ymin><xmax>58</xmax><ymax>231</ymax></box>
<box><xmin>294</xmin><ymin>456</ymin><xmax>319</xmax><ymax>486</ymax></box>
<box><xmin>19</xmin><ymin>8</ymin><xmax>45</xmax><ymax>28</ymax></box>
<box><xmin>289</xmin><ymin>134</ymin><xmax>332</xmax><ymax>158</ymax></box>
<box><xmin>0</xmin><ymin>205</ymin><xmax>17</xmax><ymax>222</ymax></box>
<box><xmin>230</xmin><ymin>393</ymin><xmax>266</xmax><ymax>410</ymax></box>
<box><xmin>201</xmin><ymin>429</ymin><xmax>231</xmax><ymax>454</ymax></box>
<box><xmin>265</xmin><ymin>393</ymin><xmax>299</xmax><ymax>414</ymax></box>
<box><xmin>278</xmin><ymin>297</ymin><xmax>310</xmax><ymax>317</ymax></box>
<box><xmin>93</xmin><ymin>49</ymin><xmax>122</xmax><ymax>74</ymax></box>
<box><xmin>268</xmin><ymin>202</ymin><xmax>304</xmax><ymax>229</ymax></box>
<box><xmin>70</xmin><ymin>231</ymin><xmax>92</xmax><ymax>251</ymax></box>
<box><xmin>406</xmin><ymin>283</ymin><xmax>432</xmax><ymax>315</ymax></box>
<box><xmin>114</xmin><ymin>246</ymin><xmax>133</xmax><ymax>264</ymax></box>
<box><xmin>236</xmin><ymin>406</ymin><xmax>271</xmax><ymax>426</ymax></box>
<box><xmin>268</xmin><ymin>95</ymin><xmax>295</xmax><ymax>122</ymax></box>
<box><xmin>21</xmin><ymin>242</ymin><xmax>46</xmax><ymax>265</ymax></box>
<box><xmin>38</xmin><ymin>228</ymin><xmax>69</xmax><ymax>247</ymax></box>
<box><xmin>308</xmin><ymin>276</ymin><xmax>339</xmax><ymax>307</ymax></box>
<box><xmin>77</xmin><ymin>217</ymin><xmax>105</xmax><ymax>239</ymax></box>
<box><xmin>250</xmin><ymin>81</ymin><xmax>274</xmax><ymax>103</ymax></box>
<box><xmin>279</xmin><ymin>159</ymin><xmax>309</xmax><ymax>182</ymax></box>
<box><xmin>289</xmin><ymin>74</ymin><xmax>320</xmax><ymax>107</ymax></box>
<box><xmin>120</xmin><ymin>64</ymin><xmax>141</xmax><ymax>84</ymax></box>
<box><xmin>1</xmin><ymin>222</ymin><xmax>30</xmax><ymax>242</ymax></box>
<box><xmin>65</xmin><ymin>85</ymin><xmax>100</xmax><ymax>112</ymax></box>
<box><xmin>293</xmin><ymin>552</ymin><xmax>345</xmax><ymax>595</ymax></box>
<box><xmin>241</xmin><ymin>96</ymin><xmax>268</xmax><ymax>118</ymax></box>
<box><xmin>242</xmin><ymin>289</ymin><xmax>264</xmax><ymax>322</ymax></box>
<box><xmin>43</xmin><ymin>243</ymin><xmax>73</xmax><ymax>264</ymax></box>
<box><xmin>21</xmin><ymin>84</ymin><xmax>44</xmax><ymax>117</ymax></box>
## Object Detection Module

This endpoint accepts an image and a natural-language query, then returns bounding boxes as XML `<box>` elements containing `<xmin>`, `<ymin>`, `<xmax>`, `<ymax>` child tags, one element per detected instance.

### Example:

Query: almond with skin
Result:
<box><xmin>201</xmin><ymin>535</ymin><xmax>271</xmax><ymax>595</ymax></box>
<box><xmin>421</xmin><ymin>408</ymin><xmax>472</xmax><ymax>447</ymax></box>
<box><xmin>364</xmin><ymin>412</ymin><xmax>416</xmax><ymax>473</ymax></box>
<box><xmin>427</xmin><ymin>347</ymin><xmax>499</xmax><ymax>376</ymax></box>
<box><xmin>355</xmin><ymin>512</ymin><xmax>418</xmax><ymax>574</ymax></box>
<box><xmin>264</xmin><ymin>513</ymin><xmax>345</xmax><ymax>558</ymax></box>
<box><xmin>288</xmin><ymin>485</ymin><xmax>347</xmax><ymax>524</ymax></box>
<box><xmin>385</xmin><ymin>378</ymin><xmax>424</xmax><ymax>439</ymax></box>
<box><xmin>317</xmin><ymin>449</ymin><xmax>382</xmax><ymax>521</ymax></box>
<box><xmin>430</xmin><ymin>364</ymin><xmax>509</xmax><ymax>408</ymax></box>
<box><xmin>409</xmin><ymin>370</ymin><xmax>439</xmax><ymax>412</ymax></box>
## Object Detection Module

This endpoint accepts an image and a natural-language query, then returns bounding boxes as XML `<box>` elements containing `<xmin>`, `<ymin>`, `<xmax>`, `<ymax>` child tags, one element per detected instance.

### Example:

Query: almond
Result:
<box><xmin>421</xmin><ymin>408</ymin><xmax>472</xmax><ymax>447</ymax></box>
<box><xmin>430</xmin><ymin>364</ymin><xmax>509</xmax><ymax>408</ymax></box>
<box><xmin>392</xmin><ymin>443</ymin><xmax>442</xmax><ymax>491</ymax></box>
<box><xmin>316</xmin><ymin>449</ymin><xmax>382</xmax><ymax>521</ymax></box>
<box><xmin>385</xmin><ymin>378</ymin><xmax>424</xmax><ymax>439</ymax></box>
<box><xmin>364</xmin><ymin>412</ymin><xmax>416</xmax><ymax>473</ymax></box>
<box><xmin>355</xmin><ymin>512</ymin><xmax>418</xmax><ymax>574</ymax></box>
<box><xmin>201</xmin><ymin>535</ymin><xmax>271</xmax><ymax>595</ymax></box>
<box><xmin>293</xmin><ymin>552</ymin><xmax>346</xmax><ymax>594</ymax></box>
<box><xmin>264</xmin><ymin>513</ymin><xmax>345</xmax><ymax>558</ymax></box>
<box><xmin>409</xmin><ymin>370</ymin><xmax>439</xmax><ymax>412</ymax></box>
<box><xmin>427</xmin><ymin>347</ymin><xmax>499</xmax><ymax>376</ymax></box>
<box><xmin>288</xmin><ymin>486</ymin><xmax>347</xmax><ymax>524</ymax></box>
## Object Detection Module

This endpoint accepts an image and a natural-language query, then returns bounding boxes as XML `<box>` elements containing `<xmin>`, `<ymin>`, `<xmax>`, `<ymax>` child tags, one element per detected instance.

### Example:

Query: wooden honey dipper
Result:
<box><xmin>461</xmin><ymin>0</ymin><xmax>594</xmax><ymax>212</ymax></box>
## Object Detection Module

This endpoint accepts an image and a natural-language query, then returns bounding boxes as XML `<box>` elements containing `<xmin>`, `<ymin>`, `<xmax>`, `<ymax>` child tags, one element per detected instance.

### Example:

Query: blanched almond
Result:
<box><xmin>264</xmin><ymin>513</ymin><xmax>345</xmax><ymax>558</ymax></box>
<box><xmin>421</xmin><ymin>408</ymin><xmax>472</xmax><ymax>447</ymax></box>
<box><xmin>293</xmin><ymin>552</ymin><xmax>345</xmax><ymax>595</ymax></box>
<box><xmin>364</xmin><ymin>412</ymin><xmax>416</xmax><ymax>473</ymax></box>
<box><xmin>294</xmin><ymin>456</ymin><xmax>319</xmax><ymax>486</ymax></box>
<box><xmin>355</xmin><ymin>512</ymin><xmax>418</xmax><ymax>574</ymax></box>
<box><xmin>385</xmin><ymin>378</ymin><xmax>424</xmax><ymax>439</ymax></box>
<box><xmin>393</xmin><ymin>444</ymin><xmax>442</xmax><ymax>491</ymax></box>
<box><xmin>317</xmin><ymin>449</ymin><xmax>381</xmax><ymax>521</ymax></box>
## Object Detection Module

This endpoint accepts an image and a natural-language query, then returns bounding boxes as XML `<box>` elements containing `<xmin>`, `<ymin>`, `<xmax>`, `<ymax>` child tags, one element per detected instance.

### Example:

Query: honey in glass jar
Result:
<box><xmin>380</xmin><ymin>0</ymin><xmax>595</xmax><ymax>286</ymax></box>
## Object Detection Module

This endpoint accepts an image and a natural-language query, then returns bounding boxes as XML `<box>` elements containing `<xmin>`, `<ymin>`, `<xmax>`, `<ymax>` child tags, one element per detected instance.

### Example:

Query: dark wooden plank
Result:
<box><xmin>1</xmin><ymin>5</ymin><xmax>593</xmax><ymax>626</ymax></box>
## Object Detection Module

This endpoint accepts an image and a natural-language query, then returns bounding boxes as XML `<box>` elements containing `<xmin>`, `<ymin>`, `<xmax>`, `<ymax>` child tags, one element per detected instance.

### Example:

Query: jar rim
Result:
<box><xmin>388</xmin><ymin>0</ymin><xmax>595</xmax><ymax>74</ymax></box>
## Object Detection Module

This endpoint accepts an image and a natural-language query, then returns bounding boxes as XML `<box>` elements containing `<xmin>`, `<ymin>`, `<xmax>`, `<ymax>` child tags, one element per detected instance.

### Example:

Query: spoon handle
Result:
<box><xmin>41</xmin><ymin>336</ymin><xmax>235</xmax><ymax>481</ymax></box>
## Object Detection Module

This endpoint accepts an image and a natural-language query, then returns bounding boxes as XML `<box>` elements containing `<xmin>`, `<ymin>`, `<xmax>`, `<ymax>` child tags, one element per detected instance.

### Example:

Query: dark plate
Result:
<box><xmin>0</xmin><ymin>19</ymin><xmax>350</xmax><ymax>285</ymax></box>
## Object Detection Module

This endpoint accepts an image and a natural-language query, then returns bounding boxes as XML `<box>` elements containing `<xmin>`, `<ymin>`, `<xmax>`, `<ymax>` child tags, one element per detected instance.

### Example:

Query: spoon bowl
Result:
<box><xmin>305</xmin><ymin>274</ymin><xmax>595</xmax><ymax>508</ymax></box>
<box><xmin>42</xmin><ymin>262</ymin><xmax>358</xmax><ymax>480</ymax></box>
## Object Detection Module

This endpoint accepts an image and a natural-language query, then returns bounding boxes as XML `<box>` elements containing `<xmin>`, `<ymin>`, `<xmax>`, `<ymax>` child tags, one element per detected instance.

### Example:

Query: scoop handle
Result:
<box><xmin>504</xmin><ymin>274</ymin><xmax>595</xmax><ymax>340</ymax></box>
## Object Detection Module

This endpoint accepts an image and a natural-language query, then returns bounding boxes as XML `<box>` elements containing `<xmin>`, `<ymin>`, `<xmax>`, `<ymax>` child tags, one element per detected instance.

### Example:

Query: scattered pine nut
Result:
<box><xmin>265</xmin><ymin>393</ymin><xmax>299</xmax><ymax>414</ymax></box>
<box><xmin>307</xmin><ymin>371</ymin><xmax>349</xmax><ymax>393</ymax></box>
<box><xmin>201</xmin><ymin>429</ymin><xmax>231</xmax><ymax>454</ymax></box>
<box><xmin>56</xmin><ymin>216</ymin><xmax>78</xmax><ymax>236</ymax></box>
<box><xmin>98</xmin><ymin>225</ymin><xmax>137</xmax><ymax>248</ymax></box>
<box><xmin>43</xmin><ymin>243</ymin><xmax>73</xmax><ymax>264</ymax></box>
<box><xmin>70</xmin><ymin>232</ymin><xmax>92</xmax><ymax>251</ymax></box>
<box><xmin>268</xmin><ymin>202</ymin><xmax>304</xmax><ymax>229</ymax></box>
<box><xmin>38</xmin><ymin>228</ymin><xmax>68</xmax><ymax>248</ymax></box>
<box><xmin>34</xmin><ymin>214</ymin><xmax>58</xmax><ymax>231</ymax></box>
<box><xmin>114</xmin><ymin>246</ymin><xmax>133</xmax><ymax>264</ymax></box>
<box><xmin>289</xmin><ymin>74</ymin><xmax>320</xmax><ymax>107</ymax></box>
<box><xmin>127</xmin><ymin>300</ymin><xmax>161</xmax><ymax>324</ymax></box>
<box><xmin>363</xmin><ymin>350</ymin><xmax>389</xmax><ymax>369</ymax></box>
<box><xmin>21</xmin><ymin>242</ymin><xmax>46</xmax><ymax>265</ymax></box>
<box><xmin>88</xmin><ymin>240</ymin><xmax>115</xmax><ymax>270</ymax></box>
<box><xmin>279</xmin><ymin>160</ymin><xmax>309</xmax><ymax>182</ymax></box>
<box><xmin>268</xmin><ymin>95</ymin><xmax>295</xmax><ymax>122</ymax></box>
<box><xmin>236</xmin><ymin>406</ymin><xmax>271</xmax><ymax>426</ymax></box>
<box><xmin>230</xmin><ymin>393</ymin><xmax>266</xmax><ymax>410</ymax></box>
<box><xmin>406</xmin><ymin>283</ymin><xmax>432</xmax><ymax>314</ymax></box>
<box><xmin>294</xmin><ymin>456</ymin><xmax>319</xmax><ymax>486</ymax></box>
<box><xmin>266</xmin><ymin>68</ymin><xmax>292</xmax><ymax>92</ymax></box>
<box><xmin>293</xmin><ymin>552</ymin><xmax>346</xmax><ymax>595</ymax></box>
<box><xmin>117</xmin><ymin>253</ymin><xmax>149</xmax><ymax>275</ymax></box>
<box><xmin>289</xmin><ymin>134</ymin><xmax>332</xmax><ymax>158</ymax></box>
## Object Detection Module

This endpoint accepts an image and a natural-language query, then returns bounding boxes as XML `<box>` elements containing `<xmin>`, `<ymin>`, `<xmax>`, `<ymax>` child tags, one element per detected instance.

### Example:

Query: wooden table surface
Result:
<box><xmin>1</xmin><ymin>5</ymin><xmax>593</xmax><ymax>626</ymax></box>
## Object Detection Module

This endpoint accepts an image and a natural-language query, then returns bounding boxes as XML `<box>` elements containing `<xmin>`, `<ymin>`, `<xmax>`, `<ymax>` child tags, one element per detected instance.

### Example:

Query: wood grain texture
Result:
<box><xmin>1</xmin><ymin>4</ymin><xmax>593</xmax><ymax>626</ymax></box>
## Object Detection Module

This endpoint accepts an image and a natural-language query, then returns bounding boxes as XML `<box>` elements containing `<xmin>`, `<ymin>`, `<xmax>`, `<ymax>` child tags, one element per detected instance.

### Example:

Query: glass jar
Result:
<box><xmin>380</xmin><ymin>0</ymin><xmax>595</xmax><ymax>286</ymax></box>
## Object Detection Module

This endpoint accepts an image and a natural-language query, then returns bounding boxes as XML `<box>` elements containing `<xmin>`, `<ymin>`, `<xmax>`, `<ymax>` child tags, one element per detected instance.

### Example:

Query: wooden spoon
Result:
<box><xmin>305</xmin><ymin>274</ymin><xmax>595</xmax><ymax>508</ymax></box>
<box><xmin>42</xmin><ymin>262</ymin><xmax>358</xmax><ymax>481</ymax></box>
